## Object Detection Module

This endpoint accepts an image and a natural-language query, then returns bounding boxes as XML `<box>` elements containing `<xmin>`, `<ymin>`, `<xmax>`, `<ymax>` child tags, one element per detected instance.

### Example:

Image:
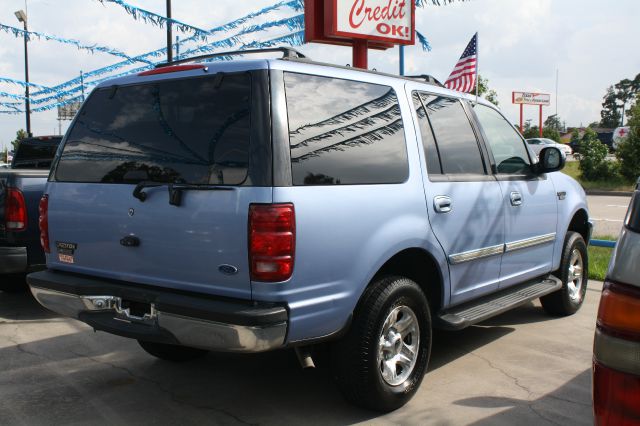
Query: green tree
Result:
<box><xmin>477</xmin><ymin>75</ymin><xmax>499</xmax><ymax>106</ymax></box>
<box><xmin>579</xmin><ymin>128</ymin><xmax>616</xmax><ymax>180</ymax></box>
<box><xmin>600</xmin><ymin>86</ymin><xmax>621</xmax><ymax>128</ymax></box>
<box><xmin>544</xmin><ymin>114</ymin><xmax>562</xmax><ymax>131</ymax></box>
<box><xmin>542</xmin><ymin>127</ymin><xmax>561</xmax><ymax>143</ymax></box>
<box><xmin>11</xmin><ymin>129</ymin><xmax>27</xmax><ymax>151</ymax></box>
<box><xmin>616</xmin><ymin>95</ymin><xmax>640</xmax><ymax>180</ymax></box>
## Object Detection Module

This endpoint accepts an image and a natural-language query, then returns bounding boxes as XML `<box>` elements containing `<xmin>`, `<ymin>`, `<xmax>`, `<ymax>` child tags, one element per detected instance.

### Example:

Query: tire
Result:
<box><xmin>331</xmin><ymin>276</ymin><xmax>432</xmax><ymax>412</ymax></box>
<box><xmin>540</xmin><ymin>231</ymin><xmax>588</xmax><ymax>316</ymax></box>
<box><xmin>138</xmin><ymin>340</ymin><xmax>208</xmax><ymax>362</ymax></box>
<box><xmin>0</xmin><ymin>274</ymin><xmax>28</xmax><ymax>293</ymax></box>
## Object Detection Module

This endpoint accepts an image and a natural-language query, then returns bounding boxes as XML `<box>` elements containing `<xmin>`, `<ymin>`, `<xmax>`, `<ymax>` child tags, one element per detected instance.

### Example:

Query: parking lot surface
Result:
<box><xmin>587</xmin><ymin>194</ymin><xmax>630</xmax><ymax>237</ymax></box>
<box><xmin>0</xmin><ymin>280</ymin><xmax>600</xmax><ymax>425</ymax></box>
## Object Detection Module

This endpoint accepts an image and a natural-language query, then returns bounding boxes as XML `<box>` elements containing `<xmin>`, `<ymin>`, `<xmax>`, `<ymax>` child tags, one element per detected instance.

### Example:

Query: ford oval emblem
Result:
<box><xmin>218</xmin><ymin>264</ymin><xmax>238</xmax><ymax>275</ymax></box>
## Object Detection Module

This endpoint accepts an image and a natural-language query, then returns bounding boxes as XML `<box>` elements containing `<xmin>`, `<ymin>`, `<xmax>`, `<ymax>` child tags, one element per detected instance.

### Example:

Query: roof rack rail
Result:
<box><xmin>155</xmin><ymin>47</ymin><xmax>307</xmax><ymax>68</ymax></box>
<box><xmin>406</xmin><ymin>74</ymin><xmax>445</xmax><ymax>87</ymax></box>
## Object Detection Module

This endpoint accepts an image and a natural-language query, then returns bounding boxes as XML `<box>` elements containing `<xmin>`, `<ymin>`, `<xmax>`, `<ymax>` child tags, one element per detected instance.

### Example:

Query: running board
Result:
<box><xmin>436</xmin><ymin>276</ymin><xmax>562</xmax><ymax>330</ymax></box>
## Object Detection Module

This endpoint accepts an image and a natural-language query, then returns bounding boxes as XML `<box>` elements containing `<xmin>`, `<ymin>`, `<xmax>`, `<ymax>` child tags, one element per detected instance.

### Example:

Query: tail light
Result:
<box><xmin>249</xmin><ymin>203</ymin><xmax>295</xmax><ymax>282</ymax></box>
<box><xmin>5</xmin><ymin>188</ymin><xmax>27</xmax><ymax>231</ymax></box>
<box><xmin>38</xmin><ymin>194</ymin><xmax>50</xmax><ymax>253</ymax></box>
<box><xmin>593</xmin><ymin>280</ymin><xmax>640</xmax><ymax>425</ymax></box>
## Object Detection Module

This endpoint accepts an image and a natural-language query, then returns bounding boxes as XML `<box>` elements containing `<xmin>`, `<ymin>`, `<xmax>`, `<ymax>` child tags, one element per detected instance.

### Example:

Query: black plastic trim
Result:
<box><xmin>270</xmin><ymin>69</ymin><xmax>293</xmax><ymax>187</ymax></box>
<box><xmin>27</xmin><ymin>269</ymin><xmax>288</xmax><ymax>327</ymax></box>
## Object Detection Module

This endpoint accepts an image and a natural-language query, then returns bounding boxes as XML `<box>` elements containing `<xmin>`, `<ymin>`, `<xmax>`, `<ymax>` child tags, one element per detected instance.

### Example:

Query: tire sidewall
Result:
<box><xmin>558</xmin><ymin>232</ymin><xmax>588</xmax><ymax>313</ymax></box>
<box><xmin>368</xmin><ymin>280</ymin><xmax>432</xmax><ymax>406</ymax></box>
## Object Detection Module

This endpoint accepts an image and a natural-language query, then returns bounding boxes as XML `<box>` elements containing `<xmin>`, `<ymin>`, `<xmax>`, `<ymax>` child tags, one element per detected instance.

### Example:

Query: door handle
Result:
<box><xmin>510</xmin><ymin>191</ymin><xmax>523</xmax><ymax>206</ymax></box>
<box><xmin>434</xmin><ymin>196</ymin><xmax>452</xmax><ymax>213</ymax></box>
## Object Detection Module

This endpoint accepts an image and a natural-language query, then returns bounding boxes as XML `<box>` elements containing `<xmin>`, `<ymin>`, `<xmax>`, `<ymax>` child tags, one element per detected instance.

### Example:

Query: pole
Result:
<box><xmin>519</xmin><ymin>104</ymin><xmax>523</xmax><ymax>133</ymax></box>
<box><xmin>22</xmin><ymin>20</ymin><xmax>31</xmax><ymax>137</ymax></box>
<box><xmin>176</xmin><ymin>35</ymin><xmax>180</xmax><ymax>59</ymax></box>
<box><xmin>80</xmin><ymin>70</ymin><xmax>85</xmax><ymax>101</ymax></box>
<box><xmin>475</xmin><ymin>32</ymin><xmax>479</xmax><ymax>104</ymax></box>
<box><xmin>399</xmin><ymin>45</ymin><xmax>405</xmax><ymax>76</ymax></box>
<box><xmin>555</xmin><ymin>69</ymin><xmax>558</xmax><ymax>117</ymax></box>
<box><xmin>166</xmin><ymin>0</ymin><xmax>173</xmax><ymax>62</ymax></box>
<box><xmin>539</xmin><ymin>104</ymin><xmax>543</xmax><ymax>137</ymax></box>
<box><xmin>352</xmin><ymin>39</ymin><xmax>368</xmax><ymax>69</ymax></box>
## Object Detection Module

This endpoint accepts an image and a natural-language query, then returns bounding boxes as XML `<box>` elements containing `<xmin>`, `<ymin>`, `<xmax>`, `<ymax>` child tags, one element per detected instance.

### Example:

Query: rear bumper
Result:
<box><xmin>0</xmin><ymin>246</ymin><xmax>27</xmax><ymax>274</ymax></box>
<box><xmin>27</xmin><ymin>270</ymin><xmax>288</xmax><ymax>353</ymax></box>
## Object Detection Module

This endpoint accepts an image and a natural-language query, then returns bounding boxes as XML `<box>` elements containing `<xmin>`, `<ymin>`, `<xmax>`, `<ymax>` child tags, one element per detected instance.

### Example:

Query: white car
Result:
<box><xmin>527</xmin><ymin>138</ymin><xmax>572</xmax><ymax>157</ymax></box>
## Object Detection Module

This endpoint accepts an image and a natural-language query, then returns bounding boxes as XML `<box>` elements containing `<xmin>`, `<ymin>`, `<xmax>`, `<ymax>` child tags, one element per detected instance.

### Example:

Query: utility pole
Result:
<box><xmin>166</xmin><ymin>0</ymin><xmax>173</xmax><ymax>62</ymax></box>
<box><xmin>15</xmin><ymin>9</ymin><xmax>31</xmax><ymax>137</ymax></box>
<box><xmin>80</xmin><ymin>70</ymin><xmax>85</xmax><ymax>101</ymax></box>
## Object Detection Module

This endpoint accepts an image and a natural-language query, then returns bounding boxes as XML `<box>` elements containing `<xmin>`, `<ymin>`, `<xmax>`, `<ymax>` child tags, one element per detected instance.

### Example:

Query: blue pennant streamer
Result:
<box><xmin>0</xmin><ymin>23</ymin><xmax>153</xmax><ymax>65</ymax></box>
<box><xmin>0</xmin><ymin>76</ymin><xmax>50</xmax><ymax>90</ymax></box>
<box><xmin>416</xmin><ymin>30</ymin><xmax>432</xmax><ymax>51</ymax></box>
<box><xmin>0</xmin><ymin>91</ymin><xmax>26</xmax><ymax>100</ymax></box>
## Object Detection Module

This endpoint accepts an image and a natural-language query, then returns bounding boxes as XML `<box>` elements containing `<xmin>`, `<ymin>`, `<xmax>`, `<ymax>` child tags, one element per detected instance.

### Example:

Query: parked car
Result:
<box><xmin>593</xmin><ymin>184</ymin><xmax>640</xmax><ymax>425</ymax></box>
<box><xmin>27</xmin><ymin>49</ymin><xmax>592</xmax><ymax>412</ymax></box>
<box><xmin>527</xmin><ymin>138</ymin><xmax>572</xmax><ymax>157</ymax></box>
<box><xmin>0</xmin><ymin>136</ymin><xmax>62</xmax><ymax>292</ymax></box>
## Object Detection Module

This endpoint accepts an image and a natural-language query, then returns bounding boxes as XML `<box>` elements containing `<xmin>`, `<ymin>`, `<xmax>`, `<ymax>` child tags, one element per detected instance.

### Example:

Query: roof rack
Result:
<box><xmin>155</xmin><ymin>47</ymin><xmax>307</xmax><ymax>68</ymax></box>
<box><xmin>406</xmin><ymin>75</ymin><xmax>445</xmax><ymax>87</ymax></box>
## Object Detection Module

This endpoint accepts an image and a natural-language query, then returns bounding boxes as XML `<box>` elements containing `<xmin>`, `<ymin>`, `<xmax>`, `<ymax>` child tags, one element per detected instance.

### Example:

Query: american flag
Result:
<box><xmin>444</xmin><ymin>33</ymin><xmax>478</xmax><ymax>93</ymax></box>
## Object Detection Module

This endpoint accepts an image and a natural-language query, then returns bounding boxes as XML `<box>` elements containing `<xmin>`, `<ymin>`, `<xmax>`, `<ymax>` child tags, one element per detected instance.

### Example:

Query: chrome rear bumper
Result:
<box><xmin>27</xmin><ymin>270</ymin><xmax>287</xmax><ymax>353</ymax></box>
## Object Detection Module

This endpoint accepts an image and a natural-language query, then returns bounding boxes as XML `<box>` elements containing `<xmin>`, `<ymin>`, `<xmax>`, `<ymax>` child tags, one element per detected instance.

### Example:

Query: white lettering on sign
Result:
<box><xmin>334</xmin><ymin>0</ymin><xmax>414</xmax><ymax>44</ymax></box>
<box><xmin>512</xmin><ymin>92</ymin><xmax>551</xmax><ymax>106</ymax></box>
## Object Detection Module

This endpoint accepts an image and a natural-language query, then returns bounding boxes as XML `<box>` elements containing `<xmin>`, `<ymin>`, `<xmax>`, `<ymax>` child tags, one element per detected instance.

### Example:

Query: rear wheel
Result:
<box><xmin>540</xmin><ymin>231</ymin><xmax>588</xmax><ymax>316</ymax></box>
<box><xmin>331</xmin><ymin>276</ymin><xmax>431</xmax><ymax>412</ymax></box>
<box><xmin>137</xmin><ymin>340</ymin><xmax>208</xmax><ymax>362</ymax></box>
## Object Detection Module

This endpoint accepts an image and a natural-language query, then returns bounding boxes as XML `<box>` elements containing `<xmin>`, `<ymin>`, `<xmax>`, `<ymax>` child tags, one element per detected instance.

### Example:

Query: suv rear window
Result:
<box><xmin>284</xmin><ymin>73</ymin><xmax>408</xmax><ymax>185</ymax></box>
<box><xmin>12</xmin><ymin>138</ymin><xmax>61</xmax><ymax>169</ymax></box>
<box><xmin>55</xmin><ymin>73</ymin><xmax>252</xmax><ymax>185</ymax></box>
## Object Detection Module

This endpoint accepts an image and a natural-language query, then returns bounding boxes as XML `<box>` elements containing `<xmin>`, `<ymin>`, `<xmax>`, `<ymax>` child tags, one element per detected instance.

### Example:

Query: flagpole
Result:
<box><xmin>475</xmin><ymin>32</ymin><xmax>479</xmax><ymax>104</ymax></box>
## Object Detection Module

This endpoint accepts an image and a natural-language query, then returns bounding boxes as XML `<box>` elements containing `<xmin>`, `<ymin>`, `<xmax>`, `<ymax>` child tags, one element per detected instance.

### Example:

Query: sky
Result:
<box><xmin>0</xmin><ymin>0</ymin><xmax>638</xmax><ymax>152</ymax></box>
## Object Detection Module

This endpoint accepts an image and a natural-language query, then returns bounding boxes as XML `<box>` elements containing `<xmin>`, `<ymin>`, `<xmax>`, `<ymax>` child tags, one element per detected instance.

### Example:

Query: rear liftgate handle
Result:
<box><xmin>510</xmin><ymin>191</ymin><xmax>523</xmax><ymax>207</ymax></box>
<box><xmin>433</xmin><ymin>196</ymin><xmax>452</xmax><ymax>213</ymax></box>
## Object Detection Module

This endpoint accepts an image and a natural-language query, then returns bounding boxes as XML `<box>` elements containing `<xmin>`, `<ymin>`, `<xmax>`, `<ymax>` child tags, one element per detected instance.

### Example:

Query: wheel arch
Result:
<box><xmin>568</xmin><ymin>208</ymin><xmax>590</xmax><ymax>244</ymax></box>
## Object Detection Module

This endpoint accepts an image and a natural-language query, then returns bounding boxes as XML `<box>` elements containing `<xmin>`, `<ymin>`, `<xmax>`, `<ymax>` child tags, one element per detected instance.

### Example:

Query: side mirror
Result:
<box><xmin>536</xmin><ymin>146</ymin><xmax>565</xmax><ymax>174</ymax></box>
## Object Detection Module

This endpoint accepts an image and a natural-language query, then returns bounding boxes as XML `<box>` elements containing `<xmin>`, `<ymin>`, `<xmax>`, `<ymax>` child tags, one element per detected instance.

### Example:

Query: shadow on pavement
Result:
<box><xmin>454</xmin><ymin>369</ymin><xmax>593</xmax><ymax>425</ymax></box>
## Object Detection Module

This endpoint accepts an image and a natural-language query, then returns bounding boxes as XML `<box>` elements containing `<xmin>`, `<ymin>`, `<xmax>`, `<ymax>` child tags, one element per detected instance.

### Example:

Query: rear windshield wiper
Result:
<box><xmin>133</xmin><ymin>181</ymin><xmax>234</xmax><ymax>206</ymax></box>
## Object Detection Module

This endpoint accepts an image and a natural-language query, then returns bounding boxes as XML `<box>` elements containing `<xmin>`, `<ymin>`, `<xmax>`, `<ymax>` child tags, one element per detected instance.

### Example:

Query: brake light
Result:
<box><xmin>5</xmin><ymin>188</ymin><xmax>27</xmax><ymax>231</ymax></box>
<box><xmin>249</xmin><ymin>204</ymin><xmax>295</xmax><ymax>282</ymax></box>
<box><xmin>593</xmin><ymin>280</ymin><xmax>640</xmax><ymax>425</ymax></box>
<box><xmin>38</xmin><ymin>194</ymin><xmax>50</xmax><ymax>253</ymax></box>
<box><xmin>138</xmin><ymin>65</ymin><xmax>206</xmax><ymax>76</ymax></box>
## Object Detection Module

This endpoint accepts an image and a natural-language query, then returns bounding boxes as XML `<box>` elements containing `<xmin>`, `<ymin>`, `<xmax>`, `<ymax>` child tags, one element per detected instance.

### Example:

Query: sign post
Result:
<box><xmin>512</xmin><ymin>91</ymin><xmax>551</xmax><ymax>137</ymax></box>
<box><xmin>305</xmin><ymin>0</ymin><xmax>415</xmax><ymax>69</ymax></box>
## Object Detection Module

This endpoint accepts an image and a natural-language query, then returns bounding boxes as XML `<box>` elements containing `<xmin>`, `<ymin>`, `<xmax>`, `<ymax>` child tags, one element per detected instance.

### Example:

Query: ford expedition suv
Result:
<box><xmin>1</xmin><ymin>135</ymin><xmax>61</xmax><ymax>292</ymax></box>
<box><xmin>27</xmin><ymin>48</ymin><xmax>592</xmax><ymax>412</ymax></box>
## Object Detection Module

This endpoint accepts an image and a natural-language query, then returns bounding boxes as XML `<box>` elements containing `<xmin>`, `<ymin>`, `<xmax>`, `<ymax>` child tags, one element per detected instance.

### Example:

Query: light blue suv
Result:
<box><xmin>27</xmin><ymin>48</ymin><xmax>592</xmax><ymax>412</ymax></box>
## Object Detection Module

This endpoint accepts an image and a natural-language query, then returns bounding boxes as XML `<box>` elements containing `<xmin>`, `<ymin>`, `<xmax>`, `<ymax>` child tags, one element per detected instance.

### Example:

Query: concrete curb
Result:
<box><xmin>585</xmin><ymin>190</ymin><xmax>633</xmax><ymax>197</ymax></box>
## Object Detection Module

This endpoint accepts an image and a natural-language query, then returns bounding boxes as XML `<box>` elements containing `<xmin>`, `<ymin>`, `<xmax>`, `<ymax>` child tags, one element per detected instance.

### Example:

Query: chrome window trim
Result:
<box><xmin>505</xmin><ymin>232</ymin><xmax>556</xmax><ymax>252</ymax></box>
<box><xmin>449</xmin><ymin>244</ymin><xmax>504</xmax><ymax>265</ymax></box>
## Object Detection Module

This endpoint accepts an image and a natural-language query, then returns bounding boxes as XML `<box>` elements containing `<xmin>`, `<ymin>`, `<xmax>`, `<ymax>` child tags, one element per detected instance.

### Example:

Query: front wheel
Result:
<box><xmin>540</xmin><ymin>231</ymin><xmax>588</xmax><ymax>316</ymax></box>
<box><xmin>331</xmin><ymin>276</ymin><xmax>432</xmax><ymax>412</ymax></box>
<box><xmin>138</xmin><ymin>340</ymin><xmax>208</xmax><ymax>362</ymax></box>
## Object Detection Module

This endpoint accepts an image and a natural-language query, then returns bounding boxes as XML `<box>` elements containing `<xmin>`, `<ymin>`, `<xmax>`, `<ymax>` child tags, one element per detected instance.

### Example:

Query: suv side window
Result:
<box><xmin>419</xmin><ymin>93</ymin><xmax>486</xmax><ymax>175</ymax></box>
<box><xmin>284</xmin><ymin>73</ymin><xmax>408</xmax><ymax>185</ymax></box>
<box><xmin>473</xmin><ymin>103</ymin><xmax>532</xmax><ymax>174</ymax></box>
<box><xmin>412</xmin><ymin>92</ymin><xmax>442</xmax><ymax>175</ymax></box>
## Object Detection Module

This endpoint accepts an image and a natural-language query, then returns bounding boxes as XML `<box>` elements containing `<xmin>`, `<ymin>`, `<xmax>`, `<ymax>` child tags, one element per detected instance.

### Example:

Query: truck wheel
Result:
<box><xmin>540</xmin><ymin>231</ymin><xmax>588</xmax><ymax>316</ymax></box>
<box><xmin>138</xmin><ymin>340</ymin><xmax>208</xmax><ymax>362</ymax></box>
<box><xmin>331</xmin><ymin>276</ymin><xmax>432</xmax><ymax>412</ymax></box>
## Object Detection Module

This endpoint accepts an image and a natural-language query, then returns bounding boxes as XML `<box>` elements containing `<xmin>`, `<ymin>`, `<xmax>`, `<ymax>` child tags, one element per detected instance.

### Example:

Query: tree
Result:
<box><xmin>587</xmin><ymin>121</ymin><xmax>600</xmax><ymax>129</ymax></box>
<box><xmin>544</xmin><ymin>114</ymin><xmax>563</xmax><ymax>131</ymax></box>
<box><xmin>11</xmin><ymin>129</ymin><xmax>27</xmax><ymax>151</ymax></box>
<box><xmin>477</xmin><ymin>75</ymin><xmax>499</xmax><ymax>106</ymax></box>
<box><xmin>615</xmin><ymin>78</ymin><xmax>636</xmax><ymax>126</ymax></box>
<box><xmin>616</xmin><ymin>95</ymin><xmax>640</xmax><ymax>181</ymax></box>
<box><xmin>579</xmin><ymin>128</ymin><xmax>617</xmax><ymax>180</ymax></box>
<box><xmin>600</xmin><ymin>86</ymin><xmax>621</xmax><ymax>128</ymax></box>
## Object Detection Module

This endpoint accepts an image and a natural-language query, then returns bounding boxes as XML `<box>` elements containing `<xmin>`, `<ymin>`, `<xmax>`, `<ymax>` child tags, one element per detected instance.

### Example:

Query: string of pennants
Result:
<box><xmin>0</xmin><ymin>0</ymin><xmax>447</xmax><ymax>115</ymax></box>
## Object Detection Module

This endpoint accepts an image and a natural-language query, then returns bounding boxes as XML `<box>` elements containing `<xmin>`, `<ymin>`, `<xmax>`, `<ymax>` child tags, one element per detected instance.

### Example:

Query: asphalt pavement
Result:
<box><xmin>0</xmin><ymin>281</ymin><xmax>601</xmax><ymax>425</ymax></box>
<box><xmin>587</xmin><ymin>194</ymin><xmax>631</xmax><ymax>237</ymax></box>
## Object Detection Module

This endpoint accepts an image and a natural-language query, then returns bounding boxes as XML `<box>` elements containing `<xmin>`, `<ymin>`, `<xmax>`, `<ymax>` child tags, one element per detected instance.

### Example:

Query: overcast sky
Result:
<box><xmin>0</xmin><ymin>0</ymin><xmax>638</xmax><ymax>152</ymax></box>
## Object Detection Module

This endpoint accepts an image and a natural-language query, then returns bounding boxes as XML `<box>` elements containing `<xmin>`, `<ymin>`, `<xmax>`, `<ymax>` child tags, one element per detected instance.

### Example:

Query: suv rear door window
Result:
<box><xmin>55</xmin><ymin>73</ymin><xmax>252</xmax><ymax>185</ymax></box>
<box><xmin>412</xmin><ymin>92</ymin><xmax>442</xmax><ymax>175</ymax></box>
<box><xmin>419</xmin><ymin>93</ymin><xmax>486</xmax><ymax>175</ymax></box>
<box><xmin>284</xmin><ymin>73</ymin><xmax>408</xmax><ymax>185</ymax></box>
